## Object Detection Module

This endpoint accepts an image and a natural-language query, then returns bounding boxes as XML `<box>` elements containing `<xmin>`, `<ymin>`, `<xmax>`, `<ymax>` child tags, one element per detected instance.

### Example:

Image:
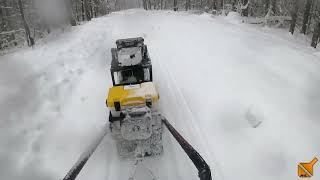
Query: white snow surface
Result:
<box><xmin>1</xmin><ymin>9</ymin><xmax>320</xmax><ymax>180</ymax></box>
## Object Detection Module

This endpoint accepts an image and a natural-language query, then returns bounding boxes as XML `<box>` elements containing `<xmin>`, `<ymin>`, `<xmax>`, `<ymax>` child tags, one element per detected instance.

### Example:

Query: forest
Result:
<box><xmin>0</xmin><ymin>0</ymin><xmax>320</xmax><ymax>52</ymax></box>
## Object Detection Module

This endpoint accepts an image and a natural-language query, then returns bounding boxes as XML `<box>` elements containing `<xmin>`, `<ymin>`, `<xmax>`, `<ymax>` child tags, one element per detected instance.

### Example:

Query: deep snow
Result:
<box><xmin>1</xmin><ymin>9</ymin><xmax>320</xmax><ymax>180</ymax></box>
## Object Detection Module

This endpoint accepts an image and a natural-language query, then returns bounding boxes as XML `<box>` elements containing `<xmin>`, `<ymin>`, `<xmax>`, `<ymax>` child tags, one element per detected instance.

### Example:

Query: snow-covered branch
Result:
<box><xmin>0</xmin><ymin>6</ymin><xmax>14</xmax><ymax>9</ymax></box>
<box><xmin>0</xmin><ymin>29</ymin><xmax>25</xmax><ymax>35</ymax></box>
<box><xmin>241</xmin><ymin>0</ymin><xmax>250</xmax><ymax>10</ymax></box>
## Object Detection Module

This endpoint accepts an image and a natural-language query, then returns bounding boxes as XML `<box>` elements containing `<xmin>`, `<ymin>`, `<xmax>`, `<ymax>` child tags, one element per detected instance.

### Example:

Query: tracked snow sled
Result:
<box><xmin>107</xmin><ymin>37</ymin><xmax>163</xmax><ymax>158</ymax></box>
<box><xmin>62</xmin><ymin>37</ymin><xmax>212</xmax><ymax>180</ymax></box>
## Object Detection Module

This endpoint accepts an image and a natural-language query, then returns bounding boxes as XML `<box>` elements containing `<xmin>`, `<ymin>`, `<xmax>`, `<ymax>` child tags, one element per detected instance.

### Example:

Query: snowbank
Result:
<box><xmin>223</xmin><ymin>11</ymin><xmax>243</xmax><ymax>24</ymax></box>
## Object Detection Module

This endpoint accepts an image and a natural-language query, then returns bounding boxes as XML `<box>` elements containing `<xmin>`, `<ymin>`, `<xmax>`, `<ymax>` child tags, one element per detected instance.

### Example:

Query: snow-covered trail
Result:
<box><xmin>1</xmin><ymin>9</ymin><xmax>320</xmax><ymax>180</ymax></box>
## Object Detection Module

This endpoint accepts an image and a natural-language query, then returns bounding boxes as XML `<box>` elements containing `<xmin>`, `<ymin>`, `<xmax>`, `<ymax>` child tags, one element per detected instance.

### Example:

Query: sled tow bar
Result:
<box><xmin>162</xmin><ymin>117</ymin><xmax>212</xmax><ymax>180</ymax></box>
<box><xmin>62</xmin><ymin>118</ymin><xmax>212</xmax><ymax>180</ymax></box>
<box><xmin>62</xmin><ymin>126</ymin><xmax>108</xmax><ymax>180</ymax></box>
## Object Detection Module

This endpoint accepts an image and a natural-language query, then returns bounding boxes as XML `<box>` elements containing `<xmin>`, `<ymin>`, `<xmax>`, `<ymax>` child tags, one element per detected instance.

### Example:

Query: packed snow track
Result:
<box><xmin>1</xmin><ymin>9</ymin><xmax>320</xmax><ymax>180</ymax></box>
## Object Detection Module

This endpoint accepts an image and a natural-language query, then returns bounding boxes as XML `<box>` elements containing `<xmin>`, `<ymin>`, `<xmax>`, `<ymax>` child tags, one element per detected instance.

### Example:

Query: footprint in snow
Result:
<box><xmin>77</xmin><ymin>69</ymin><xmax>84</xmax><ymax>75</ymax></box>
<box><xmin>245</xmin><ymin>107</ymin><xmax>263</xmax><ymax>128</ymax></box>
<box><xmin>253</xmin><ymin>143</ymin><xmax>288</xmax><ymax>177</ymax></box>
<box><xmin>81</xmin><ymin>97</ymin><xmax>87</xmax><ymax>102</ymax></box>
<box><xmin>62</xmin><ymin>78</ymin><xmax>70</xmax><ymax>84</ymax></box>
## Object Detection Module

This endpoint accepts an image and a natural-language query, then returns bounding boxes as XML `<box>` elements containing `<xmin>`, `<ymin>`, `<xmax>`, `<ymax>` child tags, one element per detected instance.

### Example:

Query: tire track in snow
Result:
<box><xmin>154</xmin><ymin>62</ymin><xmax>197</xmax><ymax>180</ymax></box>
<box><xmin>153</xmin><ymin>55</ymin><xmax>225</xmax><ymax>180</ymax></box>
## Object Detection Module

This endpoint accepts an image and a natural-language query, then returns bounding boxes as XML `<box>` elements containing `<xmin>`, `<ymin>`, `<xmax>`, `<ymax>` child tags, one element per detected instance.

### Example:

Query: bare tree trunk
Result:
<box><xmin>307</xmin><ymin>0</ymin><xmax>314</xmax><ymax>32</ymax></box>
<box><xmin>242</xmin><ymin>0</ymin><xmax>249</xmax><ymax>17</ymax></box>
<box><xmin>186</xmin><ymin>0</ymin><xmax>190</xmax><ymax>11</ymax></box>
<box><xmin>66</xmin><ymin>0</ymin><xmax>77</xmax><ymax>26</ymax></box>
<box><xmin>311</xmin><ymin>22</ymin><xmax>320</xmax><ymax>48</ymax></box>
<box><xmin>185</xmin><ymin>0</ymin><xmax>188</xmax><ymax>11</ymax></box>
<box><xmin>0</xmin><ymin>1</ymin><xmax>3</xmax><ymax>33</ymax></box>
<box><xmin>212</xmin><ymin>0</ymin><xmax>217</xmax><ymax>10</ymax></box>
<box><xmin>90</xmin><ymin>0</ymin><xmax>93</xmax><ymax>18</ymax></box>
<box><xmin>94</xmin><ymin>0</ymin><xmax>98</xmax><ymax>17</ymax></box>
<box><xmin>4</xmin><ymin>0</ymin><xmax>17</xmax><ymax>46</ymax></box>
<box><xmin>143</xmin><ymin>0</ymin><xmax>147</xmax><ymax>10</ymax></box>
<box><xmin>231</xmin><ymin>0</ymin><xmax>236</xmax><ymax>11</ymax></box>
<box><xmin>289</xmin><ymin>0</ymin><xmax>299</xmax><ymax>34</ymax></box>
<box><xmin>173</xmin><ymin>0</ymin><xmax>178</xmax><ymax>11</ymax></box>
<box><xmin>271</xmin><ymin>0</ymin><xmax>276</xmax><ymax>14</ymax></box>
<box><xmin>84</xmin><ymin>0</ymin><xmax>91</xmax><ymax>21</ymax></box>
<box><xmin>18</xmin><ymin>0</ymin><xmax>34</xmax><ymax>47</ymax></box>
<box><xmin>75</xmin><ymin>0</ymin><xmax>80</xmax><ymax>21</ymax></box>
<box><xmin>264</xmin><ymin>0</ymin><xmax>269</xmax><ymax>14</ymax></box>
<box><xmin>3</xmin><ymin>1</ymin><xmax>9</xmax><ymax>29</ymax></box>
<box><xmin>301</xmin><ymin>0</ymin><xmax>312</xmax><ymax>34</ymax></box>
<box><xmin>81</xmin><ymin>0</ymin><xmax>85</xmax><ymax>21</ymax></box>
<box><xmin>0</xmin><ymin>0</ymin><xmax>5</xmax><ymax>49</ymax></box>
<box><xmin>220</xmin><ymin>0</ymin><xmax>223</xmax><ymax>9</ymax></box>
<box><xmin>160</xmin><ymin>0</ymin><xmax>163</xmax><ymax>9</ymax></box>
<box><xmin>148</xmin><ymin>0</ymin><xmax>151</xmax><ymax>10</ymax></box>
